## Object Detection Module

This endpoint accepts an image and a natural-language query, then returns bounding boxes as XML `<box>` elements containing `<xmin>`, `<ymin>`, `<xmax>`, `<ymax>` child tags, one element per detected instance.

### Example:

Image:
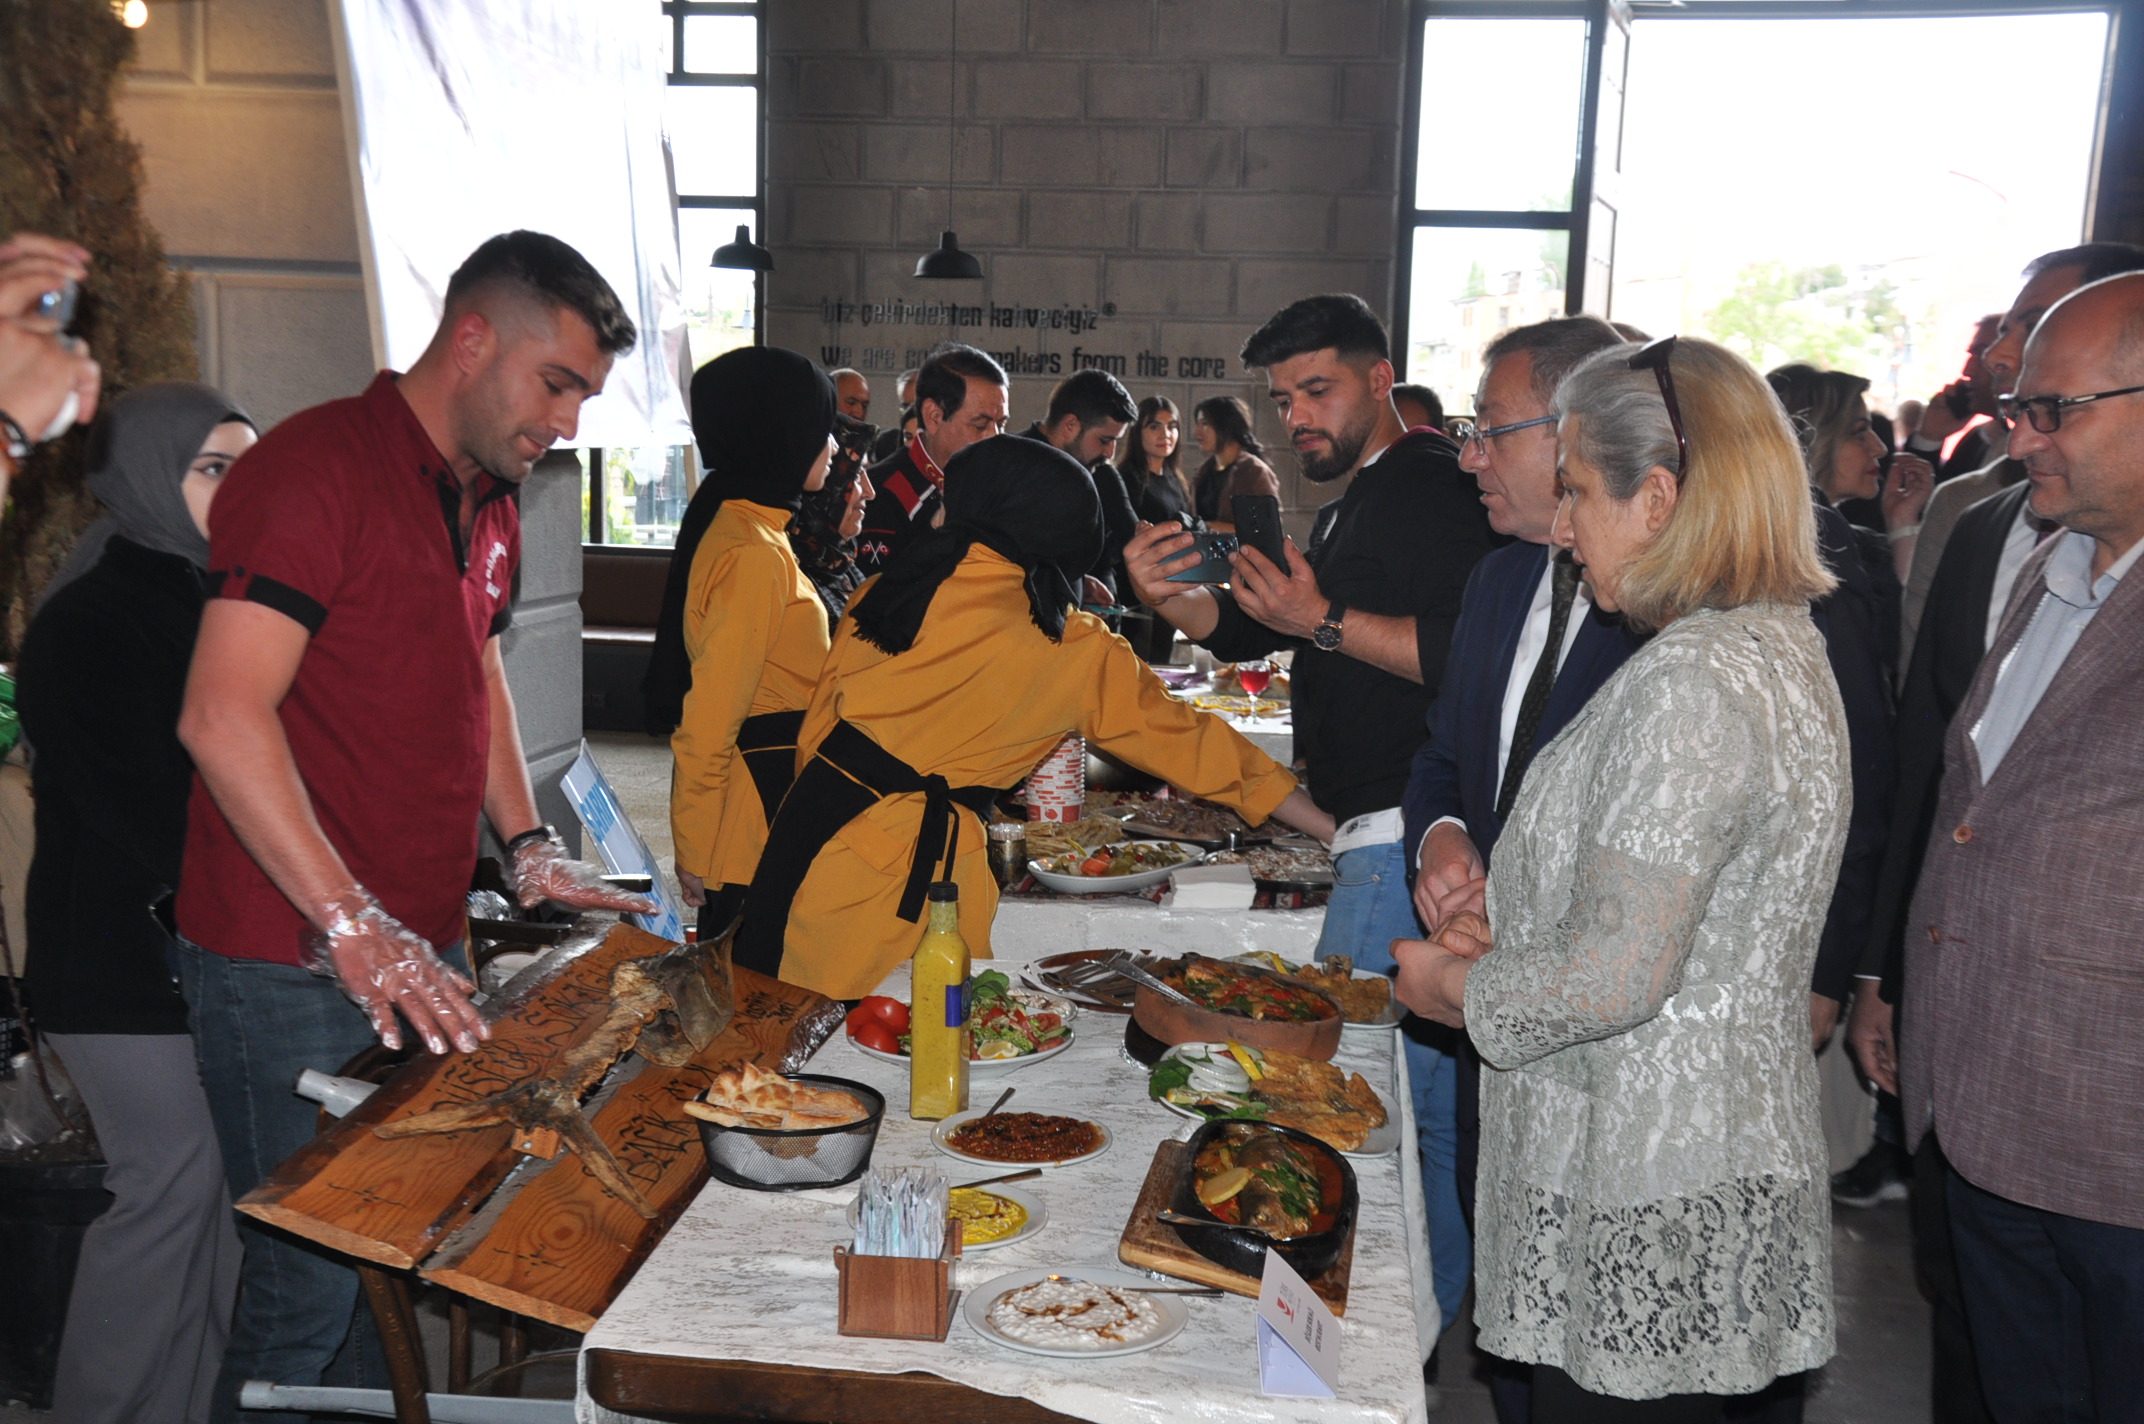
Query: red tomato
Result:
<box><xmin>858</xmin><ymin>995</ymin><xmax>910</xmax><ymax>1034</ymax></box>
<box><xmin>850</xmin><ymin>1019</ymin><xmax>900</xmax><ymax>1055</ymax></box>
<box><xmin>1080</xmin><ymin>854</ymin><xmax>1113</xmax><ymax>877</ymax></box>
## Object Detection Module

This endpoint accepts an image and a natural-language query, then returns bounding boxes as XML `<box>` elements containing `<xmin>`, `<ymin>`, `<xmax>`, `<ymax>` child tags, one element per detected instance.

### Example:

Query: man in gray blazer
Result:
<box><xmin>1902</xmin><ymin>270</ymin><xmax>2144</xmax><ymax>1420</ymax></box>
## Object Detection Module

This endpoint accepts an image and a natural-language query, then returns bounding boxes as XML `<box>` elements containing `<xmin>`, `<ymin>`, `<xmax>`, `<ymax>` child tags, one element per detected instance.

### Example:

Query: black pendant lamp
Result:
<box><xmin>916</xmin><ymin>230</ymin><xmax>981</xmax><ymax>280</ymax></box>
<box><xmin>914</xmin><ymin>5</ymin><xmax>981</xmax><ymax>279</ymax></box>
<box><xmin>712</xmin><ymin>223</ymin><xmax>773</xmax><ymax>272</ymax></box>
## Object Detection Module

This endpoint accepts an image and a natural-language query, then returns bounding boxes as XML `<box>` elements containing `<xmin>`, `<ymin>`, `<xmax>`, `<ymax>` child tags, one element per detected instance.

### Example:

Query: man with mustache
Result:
<box><xmin>1125</xmin><ymin>293</ymin><xmax>1500</xmax><ymax>1357</ymax></box>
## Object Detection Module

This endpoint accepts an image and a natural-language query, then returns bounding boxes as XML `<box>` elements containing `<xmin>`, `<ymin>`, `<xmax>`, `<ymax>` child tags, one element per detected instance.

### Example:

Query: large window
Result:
<box><xmin>1400</xmin><ymin>1</ymin><xmax>2113</xmax><ymax>422</ymax></box>
<box><xmin>585</xmin><ymin>0</ymin><xmax>762</xmax><ymax>548</ymax></box>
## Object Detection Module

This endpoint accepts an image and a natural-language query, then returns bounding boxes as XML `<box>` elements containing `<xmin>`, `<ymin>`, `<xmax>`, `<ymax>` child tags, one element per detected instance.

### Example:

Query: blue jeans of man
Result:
<box><xmin>1318</xmin><ymin>838</ymin><xmax>1470</xmax><ymax>1330</ymax></box>
<box><xmin>1947</xmin><ymin>1166</ymin><xmax>2144</xmax><ymax>1423</ymax></box>
<box><xmin>178</xmin><ymin>939</ymin><xmax>466</xmax><ymax>1424</ymax></box>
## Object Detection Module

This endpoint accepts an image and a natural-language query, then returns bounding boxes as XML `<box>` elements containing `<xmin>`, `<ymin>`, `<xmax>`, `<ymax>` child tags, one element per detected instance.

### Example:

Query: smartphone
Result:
<box><xmin>1165</xmin><ymin>531</ymin><xmax>1241</xmax><ymax>583</ymax></box>
<box><xmin>1231</xmin><ymin>494</ymin><xmax>1288</xmax><ymax>572</ymax></box>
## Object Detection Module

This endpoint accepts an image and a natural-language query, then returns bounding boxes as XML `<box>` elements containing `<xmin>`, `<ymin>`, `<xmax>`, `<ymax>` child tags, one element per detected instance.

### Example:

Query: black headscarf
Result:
<box><xmin>850</xmin><ymin>434</ymin><xmax>1104</xmax><ymax>656</ymax></box>
<box><xmin>37</xmin><ymin>382</ymin><xmax>253</xmax><ymax>612</ymax></box>
<box><xmin>643</xmin><ymin>347</ymin><xmax>837</xmax><ymax>735</ymax></box>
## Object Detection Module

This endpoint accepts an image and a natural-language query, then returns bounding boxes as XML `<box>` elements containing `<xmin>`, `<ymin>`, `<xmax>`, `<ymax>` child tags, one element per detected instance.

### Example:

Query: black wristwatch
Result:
<box><xmin>503</xmin><ymin>824</ymin><xmax>560</xmax><ymax>855</ymax></box>
<box><xmin>1311</xmin><ymin>600</ymin><xmax>1346</xmax><ymax>652</ymax></box>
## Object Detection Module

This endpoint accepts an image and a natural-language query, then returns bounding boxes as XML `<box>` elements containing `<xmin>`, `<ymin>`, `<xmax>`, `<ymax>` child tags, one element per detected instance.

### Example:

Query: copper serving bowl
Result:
<box><xmin>1129</xmin><ymin>957</ymin><xmax>1343</xmax><ymax>1061</ymax></box>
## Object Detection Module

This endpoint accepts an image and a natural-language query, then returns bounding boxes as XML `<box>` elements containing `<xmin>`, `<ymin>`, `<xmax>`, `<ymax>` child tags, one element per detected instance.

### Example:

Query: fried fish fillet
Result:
<box><xmin>1253</xmin><ymin>1050</ymin><xmax>1387</xmax><ymax>1152</ymax></box>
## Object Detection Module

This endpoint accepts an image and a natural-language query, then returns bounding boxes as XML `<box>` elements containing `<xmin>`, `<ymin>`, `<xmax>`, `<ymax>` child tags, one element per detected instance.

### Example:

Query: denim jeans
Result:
<box><xmin>177</xmin><ymin>939</ymin><xmax>466</xmax><ymax>1424</ymax></box>
<box><xmin>1318</xmin><ymin>838</ymin><xmax>1472</xmax><ymax>1328</ymax></box>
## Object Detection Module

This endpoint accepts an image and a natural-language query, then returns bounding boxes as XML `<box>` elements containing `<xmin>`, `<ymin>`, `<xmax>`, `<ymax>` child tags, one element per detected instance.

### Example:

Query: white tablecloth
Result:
<box><xmin>991</xmin><ymin>896</ymin><xmax>1326</xmax><ymax>962</ymax></box>
<box><xmin>580</xmin><ymin>935</ymin><xmax>1435</xmax><ymax>1424</ymax></box>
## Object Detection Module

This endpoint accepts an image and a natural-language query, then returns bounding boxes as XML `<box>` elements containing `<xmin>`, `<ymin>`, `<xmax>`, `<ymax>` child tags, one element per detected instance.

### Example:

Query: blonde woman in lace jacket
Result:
<box><xmin>1396</xmin><ymin>336</ymin><xmax>1849</xmax><ymax>1421</ymax></box>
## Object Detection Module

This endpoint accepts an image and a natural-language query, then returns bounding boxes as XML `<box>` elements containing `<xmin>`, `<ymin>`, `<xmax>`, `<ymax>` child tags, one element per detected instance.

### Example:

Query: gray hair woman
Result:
<box><xmin>1395</xmin><ymin>337</ymin><xmax>1848</xmax><ymax>1420</ymax></box>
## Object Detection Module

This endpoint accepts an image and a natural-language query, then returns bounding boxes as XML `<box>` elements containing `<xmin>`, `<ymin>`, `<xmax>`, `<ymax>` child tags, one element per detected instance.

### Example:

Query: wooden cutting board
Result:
<box><xmin>1115</xmin><ymin>1139</ymin><xmax>1352</xmax><ymax>1315</ymax></box>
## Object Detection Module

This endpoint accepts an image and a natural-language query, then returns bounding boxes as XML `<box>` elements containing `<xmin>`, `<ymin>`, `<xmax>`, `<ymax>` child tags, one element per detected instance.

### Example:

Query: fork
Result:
<box><xmin>1043</xmin><ymin>1273</ymin><xmax>1223</xmax><ymax>1297</ymax></box>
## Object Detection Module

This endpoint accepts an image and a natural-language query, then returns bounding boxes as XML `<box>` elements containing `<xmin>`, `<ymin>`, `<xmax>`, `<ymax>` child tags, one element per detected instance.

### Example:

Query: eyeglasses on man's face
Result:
<box><xmin>1998</xmin><ymin>383</ymin><xmax>2144</xmax><ymax>434</ymax></box>
<box><xmin>1452</xmin><ymin>413</ymin><xmax>1556</xmax><ymax>452</ymax></box>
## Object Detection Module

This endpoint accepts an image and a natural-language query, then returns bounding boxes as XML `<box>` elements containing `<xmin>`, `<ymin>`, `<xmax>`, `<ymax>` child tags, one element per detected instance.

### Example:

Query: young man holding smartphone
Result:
<box><xmin>1124</xmin><ymin>292</ymin><xmax>1500</xmax><ymax>1349</ymax></box>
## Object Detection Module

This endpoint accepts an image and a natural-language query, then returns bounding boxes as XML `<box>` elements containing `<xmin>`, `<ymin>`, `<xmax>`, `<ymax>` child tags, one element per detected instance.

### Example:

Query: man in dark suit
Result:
<box><xmin>1899</xmin><ymin>269</ymin><xmax>2144</xmax><ymax>1421</ymax></box>
<box><xmin>1848</xmin><ymin>239</ymin><xmax>2144</xmax><ymax>1424</ymax></box>
<box><xmin>1400</xmin><ymin>315</ymin><xmax>1633</xmax><ymax>1419</ymax></box>
<box><xmin>1016</xmin><ymin>369</ymin><xmax>1141</xmax><ymax>602</ymax></box>
<box><xmin>855</xmin><ymin>344</ymin><xmax>1006</xmax><ymax>576</ymax></box>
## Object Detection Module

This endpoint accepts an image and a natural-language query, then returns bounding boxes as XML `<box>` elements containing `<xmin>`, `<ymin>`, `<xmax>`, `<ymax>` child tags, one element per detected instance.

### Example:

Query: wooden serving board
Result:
<box><xmin>237</xmin><ymin>920</ymin><xmax>837</xmax><ymax>1331</ymax></box>
<box><xmin>420</xmin><ymin>969</ymin><xmax>832</xmax><ymax>1331</ymax></box>
<box><xmin>1115</xmin><ymin>1139</ymin><xmax>1352</xmax><ymax>1315</ymax></box>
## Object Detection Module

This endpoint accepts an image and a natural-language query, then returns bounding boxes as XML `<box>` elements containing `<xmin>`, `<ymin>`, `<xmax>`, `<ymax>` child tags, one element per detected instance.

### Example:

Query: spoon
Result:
<box><xmin>953</xmin><ymin>1166</ymin><xmax>1043</xmax><ymax>1191</ymax></box>
<box><xmin>981</xmin><ymin>1085</ymin><xmax>1015</xmax><ymax>1118</ymax></box>
<box><xmin>1106</xmin><ymin>952</ymin><xmax>1201</xmax><ymax>1010</ymax></box>
<box><xmin>1044</xmin><ymin>1273</ymin><xmax>1224</xmax><ymax>1297</ymax></box>
<box><xmin>1155</xmin><ymin>1208</ymin><xmax>1281</xmax><ymax>1239</ymax></box>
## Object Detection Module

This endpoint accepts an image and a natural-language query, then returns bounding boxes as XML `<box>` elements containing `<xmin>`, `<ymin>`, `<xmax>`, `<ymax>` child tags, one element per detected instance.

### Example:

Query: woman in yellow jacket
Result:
<box><xmin>652</xmin><ymin>347</ymin><xmax>837</xmax><ymax>937</ymax></box>
<box><xmin>735</xmin><ymin>434</ymin><xmax>1334</xmax><ymax>997</ymax></box>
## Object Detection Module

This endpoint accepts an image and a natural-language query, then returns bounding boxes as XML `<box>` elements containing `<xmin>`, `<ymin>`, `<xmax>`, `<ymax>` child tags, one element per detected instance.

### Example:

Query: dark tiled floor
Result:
<box><xmin>1428</xmin><ymin>1198</ymin><xmax>1929</xmax><ymax>1422</ymax></box>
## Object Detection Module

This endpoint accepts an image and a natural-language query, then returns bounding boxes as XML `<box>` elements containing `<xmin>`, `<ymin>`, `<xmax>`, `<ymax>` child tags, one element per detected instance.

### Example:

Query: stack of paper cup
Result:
<box><xmin>1026</xmin><ymin>733</ymin><xmax>1086</xmax><ymax>823</ymax></box>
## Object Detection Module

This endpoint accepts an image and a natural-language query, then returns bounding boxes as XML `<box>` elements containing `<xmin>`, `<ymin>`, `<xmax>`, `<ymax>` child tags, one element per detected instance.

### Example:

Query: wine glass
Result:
<box><xmin>1236</xmin><ymin>659</ymin><xmax>1273</xmax><ymax>697</ymax></box>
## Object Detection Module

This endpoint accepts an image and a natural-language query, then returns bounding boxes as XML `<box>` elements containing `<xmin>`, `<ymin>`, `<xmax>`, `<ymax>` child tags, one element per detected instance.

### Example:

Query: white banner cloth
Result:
<box><xmin>330</xmin><ymin>0</ymin><xmax>689</xmax><ymax>448</ymax></box>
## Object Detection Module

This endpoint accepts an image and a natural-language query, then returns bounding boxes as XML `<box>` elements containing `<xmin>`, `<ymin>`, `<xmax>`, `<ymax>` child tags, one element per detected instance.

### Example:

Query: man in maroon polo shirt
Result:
<box><xmin>175</xmin><ymin>231</ymin><xmax>654</xmax><ymax>1420</ymax></box>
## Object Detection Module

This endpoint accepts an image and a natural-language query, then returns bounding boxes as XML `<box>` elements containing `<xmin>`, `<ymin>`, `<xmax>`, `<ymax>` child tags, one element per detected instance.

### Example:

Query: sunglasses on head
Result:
<box><xmin>1627</xmin><ymin>335</ymin><xmax>1688</xmax><ymax>483</ymax></box>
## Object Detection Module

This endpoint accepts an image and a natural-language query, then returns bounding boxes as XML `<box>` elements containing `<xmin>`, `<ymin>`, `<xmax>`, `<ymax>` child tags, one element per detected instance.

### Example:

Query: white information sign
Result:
<box><xmin>1256</xmin><ymin>1246</ymin><xmax>1342</xmax><ymax>1398</ymax></box>
<box><xmin>560</xmin><ymin>740</ymin><xmax>686</xmax><ymax>944</ymax></box>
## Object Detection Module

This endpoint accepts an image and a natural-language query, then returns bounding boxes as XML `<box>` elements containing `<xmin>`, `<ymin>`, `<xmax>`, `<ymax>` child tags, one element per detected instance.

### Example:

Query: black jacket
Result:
<box><xmin>1196</xmin><ymin>429</ymin><xmax>1502</xmax><ymax>825</ymax></box>
<box><xmin>855</xmin><ymin>442</ymin><xmax>939</xmax><ymax>579</ymax></box>
<box><xmin>19</xmin><ymin>537</ymin><xmax>204</xmax><ymax>1034</ymax></box>
<box><xmin>1869</xmin><ymin>477</ymin><xmax>2033</xmax><ymax>999</ymax></box>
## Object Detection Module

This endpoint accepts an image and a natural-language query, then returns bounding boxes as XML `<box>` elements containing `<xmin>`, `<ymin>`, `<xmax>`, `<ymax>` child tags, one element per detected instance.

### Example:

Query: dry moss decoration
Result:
<box><xmin>0</xmin><ymin>0</ymin><xmax>198</xmax><ymax>655</ymax></box>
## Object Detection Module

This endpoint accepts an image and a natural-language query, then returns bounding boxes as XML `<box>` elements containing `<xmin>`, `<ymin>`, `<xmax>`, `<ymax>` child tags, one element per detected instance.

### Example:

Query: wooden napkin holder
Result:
<box><xmin>834</xmin><ymin>1225</ymin><xmax>961</xmax><ymax>1341</ymax></box>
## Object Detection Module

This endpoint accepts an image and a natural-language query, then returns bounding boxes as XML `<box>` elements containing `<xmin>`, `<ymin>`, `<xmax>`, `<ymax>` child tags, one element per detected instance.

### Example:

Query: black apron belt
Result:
<box><xmin>733</xmin><ymin>719</ymin><xmax>1003</xmax><ymax>979</ymax></box>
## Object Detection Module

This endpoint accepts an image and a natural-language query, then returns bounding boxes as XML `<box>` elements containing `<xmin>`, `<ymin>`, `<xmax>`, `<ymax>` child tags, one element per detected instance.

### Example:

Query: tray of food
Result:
<box><xmin>964</xmin><ymin>1265</ymin><xmax>1189</xmax><ymax>1357</ymax></box>
<box><xmin>1028</xmin><ymin>839</ymin><xmax>1203</xmax><ymax>895</ymax></box>
<box><xmin>849</xmin><ymin>1183</ymin><xmax>1047</xmax><ymax>1252</ymax></box>
<box><xmin>1116</xmin><ymin>1138</ymin><xmax>1354</xmax><ymax>1313</ymax></box>
<box><xmin>843</xmin><ymin>972</ymin><xmax>1075</xmax><ymax>1072</ymax></box>
<box><xmin>1089</xmin><ymin>793</ymin><xmax>1269</xmax><ymax>850</ymax></box>
<box><xmin>1020</xmin><ymin>948</ymin><xmax>1165</xmax><ymax>1014</ymax></box>
<box><xmin>1227</xmin><ymin>951</ymin><xmax>1400</xmax><ymax>1029</ymax></box>
<box><xmin>1131</xmin><ymin>954</ymin><xmax>1344</xmax><ymax>1060</ymax></box>
<box><xmin>1145</xmin><ymin>1042</ymin><xmax>1398</xmax><ymax>1157</ymax></box>
<box><xmin>931</xmin><ymin>1109</ymin><xmax>1112</xmax><ymax>1168</ymax></box>
<box><xmin>1203</xmin><ymin>844</ymin><xmax>1336</xmax><ymax>893</ymax></box>
<box><xmin>1021</xmin><ymin>815</ymin><xmax>1128</xmax><ymax>864</ymax></box>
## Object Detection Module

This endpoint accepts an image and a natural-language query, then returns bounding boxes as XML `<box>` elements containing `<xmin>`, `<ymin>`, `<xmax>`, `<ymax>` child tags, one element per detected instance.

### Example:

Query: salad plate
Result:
<box><xmin>1027</xmin><ymin>840</ymin><xmax>1205</xmax><ymax>896</ymax></box>
<box><xmin>845</xmin><ymin>971</ymin><xmax>1076</xmax><ymax>1076</ymax></box>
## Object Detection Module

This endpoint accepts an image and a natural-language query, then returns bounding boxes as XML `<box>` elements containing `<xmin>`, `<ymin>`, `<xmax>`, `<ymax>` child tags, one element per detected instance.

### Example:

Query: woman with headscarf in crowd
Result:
<box><xmin>788</xmin><ymin>412</ymin><xmax>875</xmax><ymax>629</ymax></box>
<box><xmin>1395</xmin><ymin>337</ymin><xmax>1848</xmax><ymax>1421</ymax></box>
<box><xmin>1116</xmin><ymin>395</ymin><xmax>1193</xmax><ymax>662</ymax></box>
<box><xmin>17</xmin><ymin>383</ymin><xmax>255</xmax><ymax>1424</ymax></box>
<box><xmin>1189</xmin><ymin>394</ymin><xmax>1280</xmax><ymax>531</ymax></box>
<box><xmin>734</xmin><ymin>434</ymin><xmax>1334</xmax><ymax>997</ymax></box>
<box><xmin>648</xmin><ymin>346</ymin><xmax>837</xmax><ymax>937</ymax></box>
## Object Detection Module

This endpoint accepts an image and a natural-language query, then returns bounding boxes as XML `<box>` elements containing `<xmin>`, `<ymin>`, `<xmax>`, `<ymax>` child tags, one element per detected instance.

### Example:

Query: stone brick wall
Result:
<box><xmin>763</xmin><ymin>0</ymin><xmax>1410</xmax><ymax>522</ymax></box>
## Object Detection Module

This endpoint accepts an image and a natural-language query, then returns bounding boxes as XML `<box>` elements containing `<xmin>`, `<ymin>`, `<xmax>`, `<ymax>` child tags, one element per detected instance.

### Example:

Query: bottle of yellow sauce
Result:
<box><xmin>909</xmin><ymin>881</ymin><xmax>971</xmax><ymax>1120</ymax></box>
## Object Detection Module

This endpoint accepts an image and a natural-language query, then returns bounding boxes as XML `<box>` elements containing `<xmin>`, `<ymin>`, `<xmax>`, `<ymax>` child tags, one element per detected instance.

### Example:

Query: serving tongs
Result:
<box><xmin>1105</xmin><ymin>952</ymin><xmax>1200</xmax><ymax>1010</ymax></box>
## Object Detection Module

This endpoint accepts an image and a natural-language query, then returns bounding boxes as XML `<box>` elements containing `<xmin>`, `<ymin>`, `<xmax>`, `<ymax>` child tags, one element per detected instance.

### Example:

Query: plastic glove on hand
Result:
<box><xmin>301</xmin><ymin>887</ymin><xmax>488</xmax><ymax>1055</ymax></box>
<box><xmin>510</xmin><ymin>832</ymin><xmax>661</xmax><ymax>915</ymax></box>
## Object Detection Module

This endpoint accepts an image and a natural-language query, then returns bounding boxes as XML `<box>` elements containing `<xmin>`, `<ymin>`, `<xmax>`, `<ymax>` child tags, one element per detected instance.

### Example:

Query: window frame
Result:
<box><xmin>1393</xmin><ymin>0</ymin><xmax>2123</xmax><ymax>369</ymax></box>
<box><xmin>587</xmin><ymin>0</ymin><xmax>765</xmax><ymax>546</ymax></box>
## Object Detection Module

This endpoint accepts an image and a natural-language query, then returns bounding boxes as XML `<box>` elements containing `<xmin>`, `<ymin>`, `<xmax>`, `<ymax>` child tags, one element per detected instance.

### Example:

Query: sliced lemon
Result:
<box><xmin>975</xmin><ymin>1039</ymin><xmax>1023</xmax><ymax>1061</ymax></box>
<box><xmin>1196</xmin><ymin>1164</ymin><xmax>1253</xmax><ymax>1207</ymax></box>
<box><xmin>1226</xmin><ymin>1041</ymin><xmax>1265</xmax><ymax>1081</ymax></box>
